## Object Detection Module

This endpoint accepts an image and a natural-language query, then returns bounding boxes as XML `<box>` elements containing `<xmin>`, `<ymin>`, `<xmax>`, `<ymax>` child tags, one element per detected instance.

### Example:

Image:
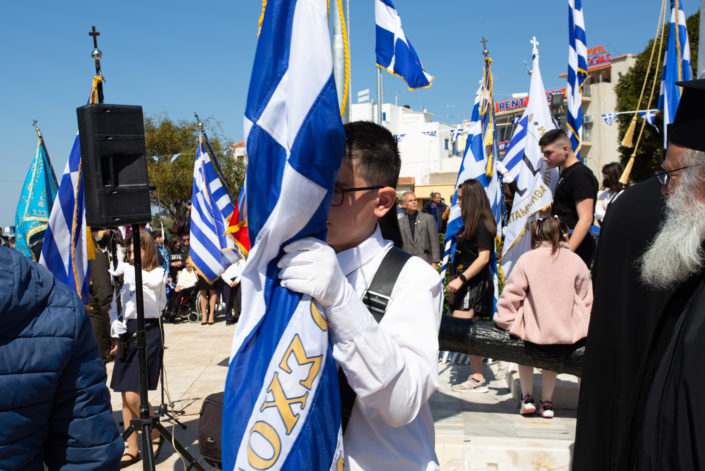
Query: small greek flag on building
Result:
<box><xmin>602</xmin><ymin>113</ymin><xmax>618</xmax><ymax>126</ymax></box>
<box><xmin>222</xmin><ymin>0</ymin><xmax>345</xmax><ymax>470</ymax></box>
<box><xmin>567</xmin><ymin>0</ymin><xmax>588</xmax><ymax>159</ymax></box>
<box><xmin>40</xmin><ymin>135</ymin><xmax>90</xmax><ymax>301</ymax></box>
<box><xmin>189</xmin><ymin>136</ymin><xmax>240</xmax><ymax>283</ymax></box>
<box><xmin>375</xmin><ymin>0</ymin><xmax>433</xmax><ymax>90</ymax></box>
<box><xmin>659</xmin><ymin>0</ymin><xmax>692</xmax><ymax>147</ymax></box>
<box><xmin>15</xmin><ymin>133</ymin><xmax>58</xmax><ymax>260</ymax></box>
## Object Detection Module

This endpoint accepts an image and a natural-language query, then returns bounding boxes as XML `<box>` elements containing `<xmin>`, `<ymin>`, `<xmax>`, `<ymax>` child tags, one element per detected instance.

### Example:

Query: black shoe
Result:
<box><xmin>120</xmin><ymin>451</ymin><xmax>141</xmax><ymax>468</ymax></box>
<box><xmin>152</xmin><ymin>436</ymin><xmax>165</xmax><ymax>460</ymax></box>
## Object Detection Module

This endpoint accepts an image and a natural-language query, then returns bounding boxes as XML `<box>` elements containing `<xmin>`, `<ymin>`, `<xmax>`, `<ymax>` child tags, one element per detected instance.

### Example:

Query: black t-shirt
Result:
<box><xmin>452</xmin><ymin>223</ymin><xmax>494</xmax><ymax>279</ymax></box>
<box><xmin>551</xmin><ymin>161</ymin><xmax>599</xmax><ymax>228</ymax></box>
<box><xmin>169</xmin><ymin>248</ymin><xmax>186</xmax><ymax>279</ymax></box>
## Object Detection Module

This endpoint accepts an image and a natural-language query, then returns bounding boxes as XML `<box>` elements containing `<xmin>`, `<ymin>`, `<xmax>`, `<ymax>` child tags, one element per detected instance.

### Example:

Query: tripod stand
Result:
<box><xmin>120</xmin><ymin>224</ymin><xmax>205</xmax><ymax>471</ymax></box>
<box><xmin>155</xmin><ymin>324</ymin><xmax>187</xmax><ymax>429</ymax></box>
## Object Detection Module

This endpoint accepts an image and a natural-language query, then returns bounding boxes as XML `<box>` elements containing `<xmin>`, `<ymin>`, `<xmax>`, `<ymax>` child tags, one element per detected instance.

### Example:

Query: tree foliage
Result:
<box><xmin>615</xmin><ymin>12</ymin><xmax>699</xmax><ymax>182</ymax></box>
<box><xmin>145</xmin><ymin>115</ymin><xmax>246</xmax><ymax>227</ymax></box>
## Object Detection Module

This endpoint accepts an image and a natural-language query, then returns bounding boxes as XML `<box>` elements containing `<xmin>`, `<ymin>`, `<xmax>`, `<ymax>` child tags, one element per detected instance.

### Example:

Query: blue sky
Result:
<box><xmin>1</xmin><ymin>0</ymin><xmax>699</xmax><ymax>226</ymax></box>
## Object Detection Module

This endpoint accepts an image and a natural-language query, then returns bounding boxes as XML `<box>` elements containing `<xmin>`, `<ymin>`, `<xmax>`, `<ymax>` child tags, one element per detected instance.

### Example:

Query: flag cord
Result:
<box><xmin>620</xmin><ymin>0</ymin><xmax>669</xmax><ymax>184</ymax></box>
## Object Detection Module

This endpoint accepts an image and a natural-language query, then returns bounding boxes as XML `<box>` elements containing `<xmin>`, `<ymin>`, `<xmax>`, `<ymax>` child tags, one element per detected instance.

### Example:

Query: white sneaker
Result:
<box><xmin>451</xmin><ymin>377</ymin><xmax>489</xmax><ymax>393</ymax></box>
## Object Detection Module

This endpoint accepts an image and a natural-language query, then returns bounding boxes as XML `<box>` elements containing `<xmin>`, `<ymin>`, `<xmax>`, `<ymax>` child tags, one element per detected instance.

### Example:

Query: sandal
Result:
<box><xmin>152</xmin><ymin>436</ymin><xmax>165</xmax><ymax>460</ymax></box>
<box><xmin>120</xmin><ymin>450</ymin><xmax>141</xmax><ymax>468</ymax></box>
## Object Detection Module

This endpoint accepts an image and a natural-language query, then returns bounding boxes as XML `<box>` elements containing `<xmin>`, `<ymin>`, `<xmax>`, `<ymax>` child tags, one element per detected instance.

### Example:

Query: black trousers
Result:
<box><xmin>222</xmin><ymin>282</ymin><xmax>242</xmax><ymax>322</ymax></box>
<box><xmin>87</xmin><ymin>307</ymin><xmax>112</xmax><ymax>360</ymax></box>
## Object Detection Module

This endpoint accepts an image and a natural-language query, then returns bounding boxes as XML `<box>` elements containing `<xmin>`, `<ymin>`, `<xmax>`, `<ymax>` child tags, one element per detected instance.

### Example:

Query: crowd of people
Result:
<box><xmin>4</xmin><ymin>78</ymin><xmax>705</xmax><ymax>469</ymax></box>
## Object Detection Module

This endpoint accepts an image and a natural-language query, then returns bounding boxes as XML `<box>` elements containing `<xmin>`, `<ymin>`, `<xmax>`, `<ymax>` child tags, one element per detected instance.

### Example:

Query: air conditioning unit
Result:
<box><xmin>584</xmin><ymin>115</ymin><xmax>593</xmax><ymax>124</ymax></box>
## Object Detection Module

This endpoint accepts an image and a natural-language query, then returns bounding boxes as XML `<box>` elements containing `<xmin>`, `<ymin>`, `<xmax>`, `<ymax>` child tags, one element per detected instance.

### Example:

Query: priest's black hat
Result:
<box><xmin>668</xmin><ymin>79</ymin><xmax>705</xmax><ymax>152</ymax></box>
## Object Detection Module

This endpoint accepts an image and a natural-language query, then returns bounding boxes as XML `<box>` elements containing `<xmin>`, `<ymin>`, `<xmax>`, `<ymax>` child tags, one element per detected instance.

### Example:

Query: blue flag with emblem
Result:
<box><xmin>15</xmin><ymin>133</ymin><xmax>58</xmax><ymax>261</ymax></box>
<box><xmin>40</xmin><ymin>135</ymin><xmax>90</xmax><ymax>302</ymax></box>
<box><xmin>441</xmin><ymin>57</ymin><xmax>503</xmax><ymax>314</ymax></box>
<box><xmin>566</xmin><ymin>0</ymin><xmax>588</xmax><ymax>160</ymax></box>
<box><xmin>189</xmin><ymin>135</ymin><xmax>240</xmax><ymax>283</ymax></box>
<box><xmin>658</xmin><ymin>0</ymin><xmax>692</xmax><ymax>148</ymax></box>
<box><xmin>222</xmin><ymin>0</ymin><xmax>345</xmax><ymax>469</ymax></box>
<box><xmin>375</xmin><ymin>0</ymin><xmax>433</xmax><ymax>90</ymax></box>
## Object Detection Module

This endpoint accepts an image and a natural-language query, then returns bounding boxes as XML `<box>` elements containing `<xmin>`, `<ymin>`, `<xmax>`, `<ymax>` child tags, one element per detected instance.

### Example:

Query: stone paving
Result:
<box><xmin>107</xmin><ymin>319</ymin><xmax>578</xmax><ymax>470</ymax></box>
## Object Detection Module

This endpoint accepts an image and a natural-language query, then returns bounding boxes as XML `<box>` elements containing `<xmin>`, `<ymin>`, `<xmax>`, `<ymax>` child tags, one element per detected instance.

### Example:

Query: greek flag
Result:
<box><xmin>375</xmin><ymin>0</ymin><xmax>433</xmax><ymax>90</ymax></box>
<box><xmin>567</xmin><ymin>0</ymin><xmax>588</xmax><ymax>159</ymax></box>
<box><xmin>189</xmin><ymin>135</ymin><xmax>240</xmax><ymax>283</ymax></box>
<box><xmin>499</xmin><ymin>43</ymin><xmax>559</xmax><ymax>277</ymax></box>
<box><xmin>602</xmin><ymin>113</ymin><xmax>618</xmax><ymax>126</ymax></box>
<box><xmin>659</xmin><ymin>0</ymin><xmax>692</xmax><ymax>147</ymax></box>
<box><xmin>222</xmin><ymin>1</ymin><xmax>345</xmax><ymax>470</ymax></box>
<box><xmin>441</xmin><ymin>64</ymin><xmax>503</xmax><ymax>312</ymax></box>
<box><xmin>15</xmin><ymin>134</ymin><xmax>58</xmax><ymax>260</ymax></box>
<box><xmin>40</xmin><ymin>135</ymin><xmax>90</xmax><ymax>301</ymax></box>
<box><xmin>450</xmin><ymin>128</ymin><xmax>463</xmax><ymax>142</ymax></box>
<box><xmin>638</xmin><ymin>109</ymin><xmax>660</xmax><ymax>132</ymax></box>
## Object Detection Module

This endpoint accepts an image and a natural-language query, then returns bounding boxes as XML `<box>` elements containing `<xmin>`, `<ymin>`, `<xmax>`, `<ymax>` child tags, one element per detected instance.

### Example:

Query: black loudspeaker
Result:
<box><xmin>77</xmin><ymin>104</ymin><xmax>152</xmax><ymax>227</ymax></box>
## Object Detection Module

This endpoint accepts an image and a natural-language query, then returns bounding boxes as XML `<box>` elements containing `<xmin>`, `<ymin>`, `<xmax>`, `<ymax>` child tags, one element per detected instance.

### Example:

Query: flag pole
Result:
<box><xmin>194</xmin><ymin>113</ymin><xmax>235</xmax><ymax>203</ymax></box>
<box><xmin>377</xmin><ymin>67</ymin><xmax>383</xmax><ymax>124</ymax></box>
<box><xmin>33</xmin><ymin>120</ymin><xmax>59</xmax><ymax>187</ymax></box>
<box><xmin>699</xmin><ymin>0</ymin><xmax>705</xmax><ymax>78</ymax></box>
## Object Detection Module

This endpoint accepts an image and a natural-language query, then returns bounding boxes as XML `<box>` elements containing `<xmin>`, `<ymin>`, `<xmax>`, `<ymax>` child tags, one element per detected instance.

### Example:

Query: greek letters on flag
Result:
<box><xmin>499</xmin><ymin>44</ymin><xmax>559</xmax><ymax>278</ymax></box>
<box><xmin>658</xmin><ymin>0</ymin><xmax>692</xmax><ymax>147</ymax></box>
<box><xmin>40</xmin><ymin>135</ymin><xmax>90</xmax><ymax>301</ymax></box>
<box><xmin>15</xmin><ymin>135</ymin><xmax>58</xmax><ymax>260</ymax></box>
<box><xmin>375</xmin><ymin>0</ymin><xmax>433</xmax><ymax>90</ymax></box>
<box><xmin>567</xmin><ymin>0</ymin><xmax>587</xmax><ymax>159</ymax></box>
<box><xmin>189</xmin><ymin>136</ymin><xmax>240</xmax><ymax>283</ymax></box>
<box><xmin>222</xmin><ymin>1</ymin><xmax>345</xmax><ymax>470</ymax></box>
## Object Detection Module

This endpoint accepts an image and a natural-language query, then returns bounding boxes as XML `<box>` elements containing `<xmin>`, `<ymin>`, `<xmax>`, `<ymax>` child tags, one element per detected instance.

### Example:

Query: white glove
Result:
<box><xmin>278</xmin><ymin>237</ymin><xmax>350</xmax><ymax>308</ymax></box>
<box><xmin>111</xmin><ymin>319</ymin><xmax>127</xmax><ymax>338</ymax></box>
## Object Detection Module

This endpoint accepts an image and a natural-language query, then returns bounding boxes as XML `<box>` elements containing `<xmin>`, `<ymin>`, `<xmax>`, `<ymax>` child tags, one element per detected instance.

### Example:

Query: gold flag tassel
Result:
<box><xmin>621</xmin><ymin>114</ymin><xmax>638</xmax><ymax>148</ymax></box>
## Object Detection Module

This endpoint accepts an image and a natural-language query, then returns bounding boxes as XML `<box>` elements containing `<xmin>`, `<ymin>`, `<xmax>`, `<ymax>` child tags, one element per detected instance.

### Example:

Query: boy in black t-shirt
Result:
<box><xmin>539</xmin><ymin>129</ymin><xmax>598</xmax><ymax>265</ymax></box>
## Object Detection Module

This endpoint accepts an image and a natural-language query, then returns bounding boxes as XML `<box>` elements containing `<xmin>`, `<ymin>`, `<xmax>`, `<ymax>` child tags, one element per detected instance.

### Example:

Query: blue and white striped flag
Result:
<box><xmin>375</xmin><ymin>0</ymin><xmax>433</xmax><ymax>90</ymax></box>
<box><xmin>222</xmin><ymin>1</ymin><xmax>345</xmax><ymax>470</ymax></box>
<box><xmin>40</xmin><ymin>135</ymin><xmax>90</xmax><ymax>301</ymax></box>
<box><xmin>441</xmin><ymin>64</ymin><xmax>503</xmax><ymax>313</ymax></box>
<box><xmin>499</xmin><ymin>41</ymin><xmax>559</xmax><ymax>277</ymax></box>
<box><xmin>567</xmin><ymin>0</ymin><xmax>588</xmax><ymax>159</ymax></box>
<box><xmin>638</xmin><ymin>109</ymin><xmax>660</xmax><ymax>132</ymax></box>
<box><xmin>189</xmin><ymin>135</ymin><xmax>240</xmax><ymax>283</ymax></box>
<box><xmin>602</xmin><ymin>113</ymin><xmax>619</xmax><ymax>126</ymax></box>
<box><xmin>658</xmin><ymin>0</ymin><xmax>692</xmax><ymax>147</ymax></box>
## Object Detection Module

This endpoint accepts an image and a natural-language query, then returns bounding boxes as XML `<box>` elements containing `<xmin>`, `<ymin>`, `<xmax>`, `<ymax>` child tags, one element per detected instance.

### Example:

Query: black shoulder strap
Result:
<box><xmin>362</xmin><ymin>247</ymin><xmax>412</xmax><ymax>322</ymax></box>
<box><xmin>339</xmin><ymin>246</ymin><xmax>411</xmax><ymax>432</ymax></box>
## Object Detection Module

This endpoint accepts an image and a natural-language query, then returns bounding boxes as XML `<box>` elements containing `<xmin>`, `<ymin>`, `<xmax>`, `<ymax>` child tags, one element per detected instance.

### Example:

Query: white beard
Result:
<box><xmin>640</xmin><ymin>181</ymin><xmax>705</xmax><ymax>289</ymax></box>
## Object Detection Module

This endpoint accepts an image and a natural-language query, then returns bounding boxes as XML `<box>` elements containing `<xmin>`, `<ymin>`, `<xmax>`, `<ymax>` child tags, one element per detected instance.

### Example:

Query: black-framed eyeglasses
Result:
<box><xmin>654</xmin><ymin>164</ymin><xmax>705</xmax><ymax>186</ymax></box>
<box><xmin>331</xmin><ymin>185</ymin><xmax>381</xmax><ymax>206</ymax></box>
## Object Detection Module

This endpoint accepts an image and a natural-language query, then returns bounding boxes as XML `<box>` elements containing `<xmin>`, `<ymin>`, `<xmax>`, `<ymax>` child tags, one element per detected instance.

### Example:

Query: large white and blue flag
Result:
<box><xmin>441</xmin><ymin>61</ymin><xmax>503</xmax><ymax>313</ymax></box>
<box><xmin>658</xmin><ymin>0</ymin><xmax>692</xmax><ymax>147</ymax></box>
<box><xmin>15</xmin><ymin>133</ymin><xmax>58</xmax><ymax>260</ymax></box>
<box><xmin>40</xmin><ymin>135</ymin><xmax>90</xmax><ymax>302</ymax></box>
<box><xmin>566</xmin><ymin>0</ymin><xmax>588</xmax><ymax>159</ymax></box>
<box><xmin>498</xmin><ymin>40</ymin><xmax>559</xmax><ymax>277</ymax></box>
<box><xmin>189</xmin><ymin>135</ymin><xmax>241</xmax><ymax>283</ymax></box>
<box><xmin>222</xmin><ymin>1</ymin><xmax>345</xmax><ymax>470</ymax></box>
<box><xmin>375</xmin><ymin>0</ymin><xmax>433</xmax><ymax>90</ymax></box>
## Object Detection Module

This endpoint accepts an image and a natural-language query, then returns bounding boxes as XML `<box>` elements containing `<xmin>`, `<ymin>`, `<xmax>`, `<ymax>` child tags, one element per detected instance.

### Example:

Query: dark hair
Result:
<box><xmin>459</xmin><ymin>179</ymin><xmax>496</xmax><ymax>240</ymax></box>
<box><xmin>538</xmin><ymin>129</ymin><xmax>570</xmax><ymax>148</ymax></box>
<box><xmin>152</xmin><ymin>230</ymin><xmax>163</xmax><ymax>239</ymax></box>
<box><xmin>530</xmin><ymin>216</ymin><xmax>569</xmax><ymax>254</ymax></box>
<box><xmin>169</xmin><ymin>236</ymin><xmax>181</xmax><ymax>251</ymax></box>
<box><xmin>601</xmin><ymin>162</ymin><xmax>626</xmax><ymax>192</ymax></box>
<box><xmin>343</xmin><ymin>121</ymin><xmax>401</xmax><ymax>187</ymax></box>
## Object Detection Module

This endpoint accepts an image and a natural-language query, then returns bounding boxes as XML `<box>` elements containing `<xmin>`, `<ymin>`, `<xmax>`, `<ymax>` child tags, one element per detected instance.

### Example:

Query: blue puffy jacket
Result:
<box><xmin>0</xmin><ymin>247</ymin><xmax>123</xmax><ymax>470</ymax></box>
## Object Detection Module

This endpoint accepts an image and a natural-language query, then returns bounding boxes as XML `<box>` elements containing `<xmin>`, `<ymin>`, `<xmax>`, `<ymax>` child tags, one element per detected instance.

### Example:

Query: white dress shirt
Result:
<box><xmin>327</xmin><ymin>226</ymin><xmax>442</xmax><ymax>471</ymax></box>
<box><xmin>109</xmin><ymin>261</ymin><xmax>167</xmax><ymax>327</ymax></box>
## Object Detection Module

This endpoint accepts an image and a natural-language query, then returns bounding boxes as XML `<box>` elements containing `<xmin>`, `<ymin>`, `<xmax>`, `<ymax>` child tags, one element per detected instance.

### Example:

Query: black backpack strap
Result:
<box><xmin>339</xmin><ymin>246</ymin><xmax>412</xmax><ymax>432</ymax></box>
<box><xmin>362</xmin><ymin>247</ymin><xmax>412</xmax><ymax>322</ymax></box>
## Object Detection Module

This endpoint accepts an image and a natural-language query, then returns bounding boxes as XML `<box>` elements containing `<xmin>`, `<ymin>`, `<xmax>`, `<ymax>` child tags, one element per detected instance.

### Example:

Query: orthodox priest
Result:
<box><xmin>575</xmin><ymin>79</ymin><xmax>705</xmax><ymax>470</ymax></box>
